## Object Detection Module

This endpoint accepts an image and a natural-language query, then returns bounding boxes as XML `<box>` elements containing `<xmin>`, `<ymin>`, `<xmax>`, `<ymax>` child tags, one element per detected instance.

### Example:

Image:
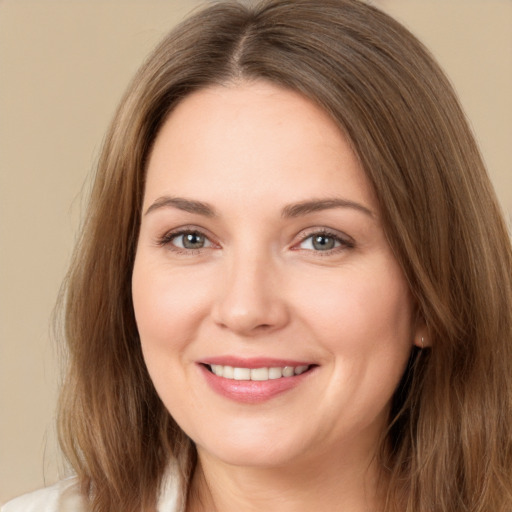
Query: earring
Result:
<box><xmin>420</xmin><ymin>336</ymin><xmax>425</xmax><ymax>349</ymax></box>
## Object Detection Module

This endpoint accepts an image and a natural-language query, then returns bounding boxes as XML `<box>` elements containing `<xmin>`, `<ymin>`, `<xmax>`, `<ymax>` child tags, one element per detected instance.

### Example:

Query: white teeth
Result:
<box><xmin>294</xmin><ymin>365</ymin><xmax>309</xmax><ymax>375</ymax></box>
<box><xmin>269</xmin><ymin>367</ymin><xmax>283</xmax><ymax>379</ymax></box>
<box><xmin>211</xmin><ymin>364</ymin><xmax>223</xmax><ymax>377</ymax></box>
<box><xmin>223</xmin><ymin>366</ymin><xmax>234</xmax><ymax>378</ymax></box>
<box><xmin>250</xmin><ymin>367</ymin><xmax>269</xmax><ymax>381</ymax></box>
<box><xmin>282</xmin><ymin>366</ymin><xmax>294</xmax><ymax>377</ymax></box>
<box><xmin>233</xmin><ymin>367</ymin><xmax>251</xmax><ymax>380</ymax></box>
<box><xmin>208</xmin><ymin>364</ymin><xmax>310</xmax><ymax>381</ymax></box>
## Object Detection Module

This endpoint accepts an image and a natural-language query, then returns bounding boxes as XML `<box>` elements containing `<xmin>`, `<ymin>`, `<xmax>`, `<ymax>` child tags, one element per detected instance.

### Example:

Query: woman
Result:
<box><xmin>3</xmin><ymin>0</ymin><xmax>511</xmax><ymax>511</ymax></box>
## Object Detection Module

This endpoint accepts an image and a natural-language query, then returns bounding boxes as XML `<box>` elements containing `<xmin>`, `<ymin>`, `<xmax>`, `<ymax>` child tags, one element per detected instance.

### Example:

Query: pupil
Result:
<box><xmin>313</xmin><ymin>235</ymin><xmax>334</xmax><ymax>251</ymax></box>
<box><xmin>183</xmin><ymin>232</ymin><xmax>204</xmax><ymax>249</ymax></box>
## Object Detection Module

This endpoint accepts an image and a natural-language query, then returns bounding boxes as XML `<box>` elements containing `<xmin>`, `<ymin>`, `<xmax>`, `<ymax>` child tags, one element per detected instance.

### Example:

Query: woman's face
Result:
<box><xmin>132</xmin><ymin>81</ymin><xmax>419</xmax><ymax>469</ymax></box>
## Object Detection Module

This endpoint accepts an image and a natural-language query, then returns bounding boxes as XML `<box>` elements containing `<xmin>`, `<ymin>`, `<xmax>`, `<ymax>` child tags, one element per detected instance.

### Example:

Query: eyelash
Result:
<box><xmin>156</xmin><ymin>227</ymin><xmax>354</xmax><ymax>255</ymax></box>
<box><xmin>156</xmin><ymin>227</ymin><xmax>214</xmax><ymax>255</ymax></box>
<box><xmin>295</xmin><ymin>229</ymin><xmax>355</xmax><ymax>255</ymax></box>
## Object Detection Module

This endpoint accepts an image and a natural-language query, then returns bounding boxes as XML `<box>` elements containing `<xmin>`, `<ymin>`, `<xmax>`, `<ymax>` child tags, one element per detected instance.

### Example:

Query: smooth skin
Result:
<box><xmin>132</xmin><ymin>81</ymin><xmax>423</xmax><ymax>512</ymax></box>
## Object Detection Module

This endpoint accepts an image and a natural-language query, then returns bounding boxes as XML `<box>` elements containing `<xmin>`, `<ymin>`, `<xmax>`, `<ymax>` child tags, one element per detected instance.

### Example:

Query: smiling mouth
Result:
<box><xmin>205</xmin><ymin>364</ymin><xmax>313</xmax><ymax>381</ymax></box>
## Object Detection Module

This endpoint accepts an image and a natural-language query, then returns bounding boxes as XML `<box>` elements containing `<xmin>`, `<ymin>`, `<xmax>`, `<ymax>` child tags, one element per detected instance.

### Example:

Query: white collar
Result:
<box><xmin>157</xmin><ymin>459</ymin><xmax>183</xmax><ymax>512</ymax></box>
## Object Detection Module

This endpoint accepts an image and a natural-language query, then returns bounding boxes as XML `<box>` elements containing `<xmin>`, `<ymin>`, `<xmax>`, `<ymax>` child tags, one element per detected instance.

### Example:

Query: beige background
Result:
<box><xmin>0</xmin><ymin>0</ymin><xmax>510</xmax><ymax>504</ymax></box>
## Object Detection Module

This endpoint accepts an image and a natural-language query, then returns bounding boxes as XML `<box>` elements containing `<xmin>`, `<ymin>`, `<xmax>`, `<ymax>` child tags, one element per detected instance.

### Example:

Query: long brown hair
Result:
<box><xmin>57</xmin><ymin>1</ymin><xmax>512</xmax><ymax>510</ymax></box>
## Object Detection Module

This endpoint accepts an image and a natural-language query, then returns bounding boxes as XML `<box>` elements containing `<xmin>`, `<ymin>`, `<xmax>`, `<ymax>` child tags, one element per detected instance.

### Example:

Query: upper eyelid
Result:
<box><xmin>161</xmin><ymin>225</ymin><xmax>213</xmax><ymax>237</ymax></box>
<box><xmin>156</xmin><ymin>225</ymin><xmax>354</xmax><ymax>249</ymax></box>
<box><xmin>294</xmin><ymin>227</ymin><xmax>354</xmax><ymax>244</ymax></box>
<box><xmin>157</xmin><ymin>226</ymin><xmax>216</xmax><ymax>245</ymax></box>
<box><xmin>291</xmin><ymin>228</ymin><xmax>356</xmax><ymax>253</ymax></box>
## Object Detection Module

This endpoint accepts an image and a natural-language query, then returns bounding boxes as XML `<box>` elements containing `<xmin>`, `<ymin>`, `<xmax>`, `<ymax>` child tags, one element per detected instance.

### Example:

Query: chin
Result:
<box><xmin>193</xmin><ymin>425</ymin><xmax>309</xmax><ymax>469</ymax></box>
<box><xmin>201</xmin><ymin>444</ymin><xmax>302</xmax><ymax>469</ymax></box>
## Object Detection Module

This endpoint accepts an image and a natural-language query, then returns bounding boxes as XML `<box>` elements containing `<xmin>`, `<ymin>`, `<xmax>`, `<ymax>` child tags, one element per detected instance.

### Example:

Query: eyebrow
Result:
<box><xmin>145</xmin><ymin>196</ymin><xmax>216</xmax><ymax>217</ymax></box>
<box><xmin>281</xmin><ymin>198</ymin><xmax>374</xmax><ymax>218</ymax></box>
<box><xmin>144</xmin><ymin>195</ymin><xmax>374</xmax><ymax>218</ymax></box>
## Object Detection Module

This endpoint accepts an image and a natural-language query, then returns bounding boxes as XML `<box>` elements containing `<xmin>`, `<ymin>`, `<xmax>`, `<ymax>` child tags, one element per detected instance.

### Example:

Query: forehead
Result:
<box><xmin>144</xmin><ymin>81</ymin><xmax>376</xmax><ymax>213</ymax></box>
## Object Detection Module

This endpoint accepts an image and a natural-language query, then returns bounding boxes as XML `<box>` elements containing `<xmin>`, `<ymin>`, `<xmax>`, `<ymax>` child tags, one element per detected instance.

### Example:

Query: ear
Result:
<box><xmin>412</xmin><ymin>317</ymin><xmax>431</xmax><ymax>349</ymax></box>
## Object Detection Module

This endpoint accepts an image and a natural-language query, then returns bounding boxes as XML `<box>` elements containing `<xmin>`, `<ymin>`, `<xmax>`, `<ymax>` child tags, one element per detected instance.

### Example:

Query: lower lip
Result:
<box><xmin>199</xmin><ymin>365</ymin><xmax>314</xmax><ymax>404</ymax></box>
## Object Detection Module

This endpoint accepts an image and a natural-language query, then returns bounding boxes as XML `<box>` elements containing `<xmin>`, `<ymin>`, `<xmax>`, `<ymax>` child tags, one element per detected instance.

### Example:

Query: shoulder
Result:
<box><xmin>2</xmin><ymin>462</ymin><xmax>182</xmax><ymax>512</ymax></box>
<box><xmin>1</xmin><ymin>478</ymin><xmax>87</xmax><ymax>512</ymax></box>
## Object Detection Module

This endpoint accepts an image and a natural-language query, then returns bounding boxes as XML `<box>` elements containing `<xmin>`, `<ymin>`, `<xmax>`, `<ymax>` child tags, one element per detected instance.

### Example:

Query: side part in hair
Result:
<box><xmin>57</xmin><ymin>1</ymin><xmax>512</xmax><ymax>511</ymax></box>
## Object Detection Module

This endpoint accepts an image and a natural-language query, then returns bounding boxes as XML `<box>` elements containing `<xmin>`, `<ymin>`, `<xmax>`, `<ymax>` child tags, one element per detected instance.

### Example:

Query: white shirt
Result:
<box><xmin>1</xmin><ymin>464</ymin><xmax>182</xmax><ymax>512</ymax></box>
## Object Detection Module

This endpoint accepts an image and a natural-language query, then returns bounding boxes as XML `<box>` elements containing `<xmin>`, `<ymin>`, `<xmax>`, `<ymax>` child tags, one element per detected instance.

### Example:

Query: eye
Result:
<box><xmin>297</xmin><ymin>230</ymin><xmax>353</xmax><ymax>252</ymax></box>
<box><xmin>300</xmin><ymin>233</ymin><xmax>340</xmax><ymax>251</ymax></box>
<box><xmin>161</xmin><ymin>230</ymin><xmax>213</xmax><ymax>250</ymax></box>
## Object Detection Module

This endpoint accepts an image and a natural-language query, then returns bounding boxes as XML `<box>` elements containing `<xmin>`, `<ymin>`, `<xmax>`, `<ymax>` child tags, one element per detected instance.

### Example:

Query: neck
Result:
<box><xmin>187</xmin><ymin>444</ymin><xmax>387</xmax><ymax>512</ymax></box>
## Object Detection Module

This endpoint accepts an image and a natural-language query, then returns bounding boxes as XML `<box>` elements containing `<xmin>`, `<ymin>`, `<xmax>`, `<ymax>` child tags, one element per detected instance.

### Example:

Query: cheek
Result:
<box><xmin>294</xmin><ymin>264</ymin><xmax>413</xmax><ymax>345</ymax></box>
<box><xmin>304</xmin><ymin>269</ymin><xmax>413</xmax><ymax>421</ymax></box>
<box><xmin>291</xmin><ymin>261</ymin><xmax>414</xmax><ymax>407</ymax></box>
<box><xmin>131</xmin><ymin>258</ymin><xmax>211</xmax><ymax>355</ymax></box>
<box><xmin>131</xmin><ymin>258</ymin><xmax>211</xmax><ymax>416</ymax></box>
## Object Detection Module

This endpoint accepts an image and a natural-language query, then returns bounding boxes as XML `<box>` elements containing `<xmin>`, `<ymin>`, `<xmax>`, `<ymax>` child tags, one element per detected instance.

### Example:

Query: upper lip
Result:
<box><xmin>200</xmin><ymin>356</ymin><xmax>315</xmax><ymax>369</ymax></box>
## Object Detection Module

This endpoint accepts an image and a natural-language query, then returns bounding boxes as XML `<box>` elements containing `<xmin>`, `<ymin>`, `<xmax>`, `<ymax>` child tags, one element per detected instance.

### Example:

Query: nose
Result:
<box><xmin>211</xmin><ymin>251</ymin><xmax>290</xmax><ymax>336</ymax></box>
